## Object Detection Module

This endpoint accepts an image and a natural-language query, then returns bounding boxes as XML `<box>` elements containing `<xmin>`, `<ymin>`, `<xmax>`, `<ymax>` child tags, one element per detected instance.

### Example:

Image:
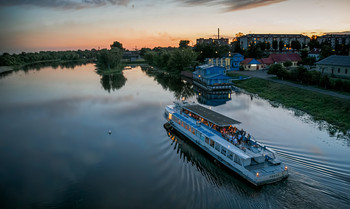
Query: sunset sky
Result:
<box><xmin>0</xmin><ymin>0</ymin><xmax>349</xmax><ymax>53</ymax></box>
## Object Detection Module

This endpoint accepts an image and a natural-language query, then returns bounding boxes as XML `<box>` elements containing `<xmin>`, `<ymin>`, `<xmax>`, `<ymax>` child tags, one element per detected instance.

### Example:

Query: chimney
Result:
<box><xmin>218</xmin><ymin>28</ymin><xmax>220</xmax><ymax>39</ymax></box>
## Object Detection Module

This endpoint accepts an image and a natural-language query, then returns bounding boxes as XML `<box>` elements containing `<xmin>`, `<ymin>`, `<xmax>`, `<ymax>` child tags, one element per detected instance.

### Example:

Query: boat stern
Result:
<box><xmin>251</xmin><ymin>163</ymin><xmax>289</xmax><ymax>186</ymax></box>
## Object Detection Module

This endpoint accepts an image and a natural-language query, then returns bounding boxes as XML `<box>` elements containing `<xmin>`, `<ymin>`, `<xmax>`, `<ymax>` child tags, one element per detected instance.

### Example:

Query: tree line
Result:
<box><xmin>268</xmin><ymin>64</ymin><xmax>350</xmax><ymax>92</ymax></box>
<box><xmin>142</xmin><ymin>42</ymin><xmax>198</xmax><ymax>73</ymax></box>
<box><xmin>0</xmin><ymin>49</ymin><xmax>99</xmax><ymax>66</ymax></box>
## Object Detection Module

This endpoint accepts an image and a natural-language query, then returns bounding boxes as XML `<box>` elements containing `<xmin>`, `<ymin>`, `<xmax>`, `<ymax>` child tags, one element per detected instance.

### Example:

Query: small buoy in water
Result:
<box><xmin>108</xmin><ymin>130</ymin><xmax>112</xmax><ymax>135</ymax></box>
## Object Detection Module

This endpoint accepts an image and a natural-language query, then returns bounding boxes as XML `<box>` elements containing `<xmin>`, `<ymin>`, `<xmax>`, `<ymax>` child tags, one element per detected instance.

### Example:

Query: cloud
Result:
<box><xmin>0</xmin><ymin>0</ymin><xmax>131</xmax><ymax>9</ymax></box>
<box><xmin>178</xmin><ymin>0</ymin><xmax>286</xmax><ymax>12</ymax></box>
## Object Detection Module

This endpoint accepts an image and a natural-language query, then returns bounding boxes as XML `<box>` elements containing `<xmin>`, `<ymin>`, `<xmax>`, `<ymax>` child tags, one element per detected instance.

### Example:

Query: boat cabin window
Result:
<box><xmin>185</xmin><ymin>123</ymin><xmax>188</xmax><ymax>130</ymax></box>
<box><xmin>221</xmin><ymin>147</ymin><xmax>227</xmax><ymax>156</ymax></box>
<box><xmin>188</xmin><ymin>126</ymin><xmax>191</xmax><ymax>132</ymax></box>
<box><xmin>234</xmin><ymin>155</ymin><xmax>242</xmax><ymax>165</ymax></box>
<box><xmin>181</xmin><ymin>121</ymin><xmax>184</xmax><ymax>127</ymax></box>
<box><xmin>215</xmin><ymin>143</ymin><xmax>220</xmax><ymax>151</ymax></box>
<box><xmin>227</xmin><ymin>151</ymin><xmax>233</xmax><ymax>160</ymax></box>
<box><xmin>205</xmin><ymin>137</ymin><xmax>209</xmax><ymax>144</ymax></box>
<box><xmin>210</xmin><ymin>139</ymin><xmax>215</xmax><ymax>148</ymax></box>
<box><xmin>192</xmin><ymin>128</ymin><xmax>195</xmax><ymax>135</ymax></box>
<box><xmin>200</xmin><ymin>134</ymin><xmax>205</xmax><ymax>141</ymax></box>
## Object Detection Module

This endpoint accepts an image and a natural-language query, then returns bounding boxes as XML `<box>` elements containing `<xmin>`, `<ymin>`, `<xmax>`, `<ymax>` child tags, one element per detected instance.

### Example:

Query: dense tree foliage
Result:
<box><xmin>272</xmin><ymin>40</ymin><xmax>278</xmax><ymax>51</ymax></box>
<box><xmin>194</xmin><ymin>43</ymin><xmax>230</xmax><ymax>62</ymax></box>
<box><xmin>96</xmin><ymin>48</ymin><xmax>122</xmax><ymax>70</ymax></box>
<box><xmin>0</xmin><ymin>49</ymin><xmax>98</xmax><ymax>66</ymax></box>
<box><xmin>291</xmin><ymin>40</ymin><xmax>301</xmax><ymax>51</ymax></box>
<box><xmin>245</xmin><ymin>42</ymin><xmax>264</xmax><ymax>59</ymax></box>
<box><xmin>110</xmin><ymin>41</ymin><xmax>124</xmax><ymax>50</ymax></box>
<box><xmin>179</xmin><ymin>40</ymin><xmax>190</xmax><ymax>48</ymax></box>
<box><xmin>143</xmin><ymin>48</ymin><xmax>198</xmax><ymax>73</ymax></box>
<box><xmin>279</xmin><ymin>40</ymin><xmax>284</xmax><ymax>51</ymax></box>
<box><xmin>140</xmin><ymin>48</ymin><xmax>151</xmax><ymax>57</ymax></box>
<box><xmin>268</xmin><ymin>65</ymin><xmax>350</xmax><ymax>92</ymax></box>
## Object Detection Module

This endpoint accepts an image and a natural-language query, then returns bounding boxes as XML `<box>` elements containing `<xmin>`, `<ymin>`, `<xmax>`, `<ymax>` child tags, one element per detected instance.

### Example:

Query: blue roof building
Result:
<box><xmin>193</xmin><ymin>64</ymin><xmax>233</xmax><ymax>91</ymax></box>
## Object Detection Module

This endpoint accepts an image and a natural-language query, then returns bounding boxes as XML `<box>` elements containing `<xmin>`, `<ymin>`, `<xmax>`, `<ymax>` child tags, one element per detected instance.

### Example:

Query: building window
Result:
<box><xmin>210</xmin><ymin>140</ymin><xmax>215</xmax><ymax>148</ymax></box>
<box><xmin>227</xmin><ymin>151</ymin><xmax>233</xmax><ymax>160</ymax></box>
<box><xmin>234</xmin><ymin>155</ymin><xmax>241</xmax><ymax>165</ymax></box>
<box><xmin>221</xmin><ymin>148</ymin><xmax>227</xmax><ymax>156</ymax></box>
<box><xmin>215</xmin><ymin>143</ymin><xmax>220</xmax><ymax>151</ymax></box>
<box><xmin>205</xmin><ymin>137</ymin><xmax>209</xmax><ymax>144</ymax></box>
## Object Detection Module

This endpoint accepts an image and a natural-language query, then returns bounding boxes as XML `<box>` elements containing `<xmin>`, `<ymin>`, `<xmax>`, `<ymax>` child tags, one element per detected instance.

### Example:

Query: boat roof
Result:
<box><xmin>183</xmin><ymin>104</ymin><xmax>241</xmax><ymax>127</ymax></box>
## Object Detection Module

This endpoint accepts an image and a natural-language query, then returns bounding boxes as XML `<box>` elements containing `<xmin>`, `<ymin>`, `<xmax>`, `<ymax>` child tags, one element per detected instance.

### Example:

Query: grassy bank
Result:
<box><xmin>234</xmin><ymin>78</ymin><xmax>350</xmax><ymax>132</ymax></box>
<box><xmin>96</xmin><ymin>64</ymin><xmax>125</xmax><ymax>76</ymax></box>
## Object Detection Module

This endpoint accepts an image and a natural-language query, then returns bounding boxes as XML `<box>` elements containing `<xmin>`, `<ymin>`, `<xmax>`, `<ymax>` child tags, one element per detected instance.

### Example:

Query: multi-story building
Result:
<box><xmin>206</xmin><ymin>53</ymin><xmax>244</xmax><ymax>71</ymax></box>
<box><xmin>238</xmin><ymin>34</ymin><xmax>310</xmax><ymax>50</ymax></box>
<box><xmin>317</xmin><ymin>34</ymin><xmax>350</xmax><ymax>49</ymax></box>
<box><xmin>196</xmin><ymin>38</ymin><xmax>229</xmax><ymax>46</ymax></box>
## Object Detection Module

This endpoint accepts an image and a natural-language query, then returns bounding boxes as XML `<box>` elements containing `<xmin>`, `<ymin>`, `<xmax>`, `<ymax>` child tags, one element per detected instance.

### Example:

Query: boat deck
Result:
<box><xmin>183</xmin><ymin>105</ymin><xmax>240</xmax><ymax>127</ymax></box>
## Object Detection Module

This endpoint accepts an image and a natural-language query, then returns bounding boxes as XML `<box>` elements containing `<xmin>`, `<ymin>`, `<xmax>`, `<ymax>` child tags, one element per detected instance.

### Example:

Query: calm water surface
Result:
<box><xmin>0</xmin><ymin>64</ymin><xmax>349</xmax><ymax>209</ymax></box>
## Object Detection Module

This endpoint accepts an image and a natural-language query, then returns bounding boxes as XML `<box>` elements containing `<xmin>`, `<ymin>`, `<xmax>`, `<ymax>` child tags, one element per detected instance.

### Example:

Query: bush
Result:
<box><xmin>334</xmin><ymin>79</ymin><xmax>344</xmax><ymax>91</ymax></box>
<box><xmin>275</xmin><ymin>68</ymin><xmax>288</xmax><ymax>80</ymax></box>
<box><xmin>267</xmin><ymin>64</ymin><xmax>283</xmax><ymax>75</ymax></box>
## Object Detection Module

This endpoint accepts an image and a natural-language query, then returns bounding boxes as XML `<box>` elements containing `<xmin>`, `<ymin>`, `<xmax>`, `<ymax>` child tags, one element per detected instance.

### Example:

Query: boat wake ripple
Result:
<box><xmin>264</xmin><ymin>142</ymin><xmax>350</xmax><ymax>205</ymax></box>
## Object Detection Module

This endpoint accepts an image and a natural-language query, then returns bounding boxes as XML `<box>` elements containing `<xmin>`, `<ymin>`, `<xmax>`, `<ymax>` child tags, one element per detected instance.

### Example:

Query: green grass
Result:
<box><xmin>234</xmin><ymin>78</ymin><xmax>350</xmax><ymax>132</ymax></box>
<box><xmin>96</xmin><ymin>64</ymin><xmax>125</xmax><ymax>75</ymax></box>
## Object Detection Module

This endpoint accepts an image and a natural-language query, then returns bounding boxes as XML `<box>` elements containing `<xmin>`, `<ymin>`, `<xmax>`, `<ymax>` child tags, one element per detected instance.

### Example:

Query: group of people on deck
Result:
<box><xmin>221</xmin><ymin>126</ymin><xmax>251</xmax><ymax>146</ymax></box>
<box><xmin>182</xmin><ymin>109</ymin><xmax>251</xmax><ymax>146</ymax></box>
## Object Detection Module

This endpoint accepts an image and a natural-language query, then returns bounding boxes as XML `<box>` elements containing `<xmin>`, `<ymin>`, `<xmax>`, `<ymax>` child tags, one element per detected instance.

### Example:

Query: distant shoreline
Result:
<box><xmin>0</xmin><ymin>59</ymin><xmax>94</xmax><ymax>73</ymax></box>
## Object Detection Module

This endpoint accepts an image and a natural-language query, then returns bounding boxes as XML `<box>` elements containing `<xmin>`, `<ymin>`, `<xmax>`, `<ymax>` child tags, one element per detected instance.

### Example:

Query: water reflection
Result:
<box><xmin>163</xmin><ymin>122</ymin><xmax>260</xmax><ymax>191</ymax></box>
<box><xmin>141</xmin><ymin>66</ymin><xmax>195</xmax><ymax>100</ymax></box>
<box><xmin>99</xmin><ymin>73</ymin><xmax>127</xmax><ymax>93</ymax></box>
<box><xmin>0</xmin><ymin>60</ymin><xmax>90</xmax><ymax>79</ymax></box>
<box><xmin>193</xmin><ymin>84</ymin><xmax>232</xmax><ymax>106</ymax></box>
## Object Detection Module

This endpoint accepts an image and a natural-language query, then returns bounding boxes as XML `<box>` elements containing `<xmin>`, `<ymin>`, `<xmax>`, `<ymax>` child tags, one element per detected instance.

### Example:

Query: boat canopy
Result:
<box><xmin>183</xmin><ymin>104</ymin><xmax>241</xmax><ymax>127</ymax></box>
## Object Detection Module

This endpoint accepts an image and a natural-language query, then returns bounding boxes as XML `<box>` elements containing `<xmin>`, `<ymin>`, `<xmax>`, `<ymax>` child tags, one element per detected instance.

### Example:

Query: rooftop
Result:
<box><xmin>183</xmin><ymin>104</ymin><xmax>241</xmax><ymax>127</ymax></box>
<box><xmin>241</xmin><ymin>58</ymin><xmax>261</xmax><ymax>65</ymax></box>
<box><xmin>269</xmin><ymin>53</ymin><xmax>302</xmax><ymax>63</ymax></box>
<box><xmin>316</xmin><ymin>55</ymin><xmax>350</xmax><ymax>67</ymax></box>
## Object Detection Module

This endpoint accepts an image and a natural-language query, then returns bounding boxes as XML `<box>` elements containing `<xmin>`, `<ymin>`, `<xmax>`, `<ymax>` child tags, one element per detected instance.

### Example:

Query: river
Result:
<box><xmin>0</xmin><ymin>63</ymin><xmax>349</xmax><ymax>209</ymax></box>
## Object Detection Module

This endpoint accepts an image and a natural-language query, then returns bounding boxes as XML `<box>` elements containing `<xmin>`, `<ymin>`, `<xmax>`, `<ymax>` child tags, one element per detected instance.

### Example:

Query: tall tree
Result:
<box><xmin>168</xmin><ymin>48</ymin><xmax>198</xmax><ymax>72</ymax></box>
<box><xmin>110</xmin><ymin>41</ymin><xmax>124</xmax><ymax>50</ymax></box>
<box><xmin>266</xmin><ymin>42</ymin><xmax>271</xmax><ymax>50</ymax></box>
<box><xmin>279</xmin><ymin>40</ymin><xmax>284</xmax><ymax>51</ymax></box>
<box><xmin>179</xmin><ymin>40</ymin><xmax>190</xmax><ymax>48</ymax></box>
<box><xmin>291</xmin><ymin>40</ymin><xmax>301</xmax><ymax>51</ymax></box>
<box><xmin>272</xmin><ymin>40</ymin><xmax>278</xmax><ymax>51</ymax></box>
<box><xmin>308</xmin><ymin>35</ymin><xmax>320</xmax><ymax>50</ymax></box>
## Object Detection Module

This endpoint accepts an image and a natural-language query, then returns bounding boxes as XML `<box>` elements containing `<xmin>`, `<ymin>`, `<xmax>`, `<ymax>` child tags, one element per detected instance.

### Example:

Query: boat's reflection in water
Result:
<box><xmin>163</xmin><ymin>122</ymin><xmax>259</xmax><ymax>191</ymax></box>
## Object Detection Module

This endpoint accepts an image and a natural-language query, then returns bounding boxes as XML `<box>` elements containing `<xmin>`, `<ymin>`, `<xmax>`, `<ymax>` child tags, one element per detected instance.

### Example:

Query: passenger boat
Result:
<box><xmin>164</xmin><ymin>101</ymin><xmax>288</xmax><ymax>186</ymax></box>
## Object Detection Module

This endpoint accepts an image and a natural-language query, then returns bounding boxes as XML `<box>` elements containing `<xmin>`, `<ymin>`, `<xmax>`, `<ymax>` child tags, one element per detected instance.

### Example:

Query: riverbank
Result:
<box><xmin>0</xmin><ymin>66</ymin><xmax>13</xmax><ymax>74</ymax></box>
<box><xmin>229</xmin><ymin>70</ymin><xmax>350</xmax><ymax>100</ymax></box>
<box><xmin>234</xmin><ymin>77</ymin><xmax>350</xmax><ymax>132</ymax></box>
